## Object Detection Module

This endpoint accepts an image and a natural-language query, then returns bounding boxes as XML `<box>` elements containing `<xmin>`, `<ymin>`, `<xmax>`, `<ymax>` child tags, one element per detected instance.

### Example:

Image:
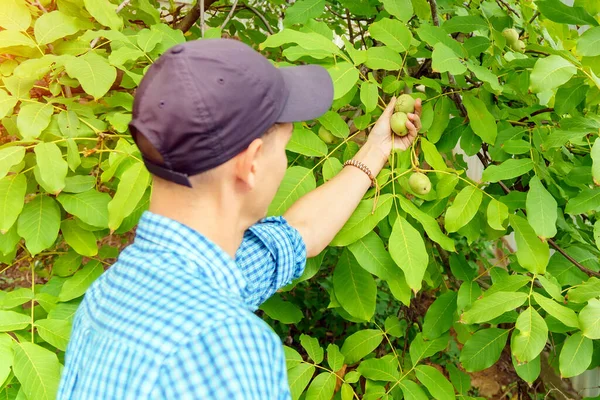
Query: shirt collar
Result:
<box><xmin>134</xmin><ymin>211</ymin><xmax>247</xmax><ymax>297</ymax></box>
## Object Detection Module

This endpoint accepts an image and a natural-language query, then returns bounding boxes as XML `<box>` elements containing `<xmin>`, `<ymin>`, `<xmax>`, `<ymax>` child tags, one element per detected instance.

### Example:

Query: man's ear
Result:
<box><xmin>235</xmin><ymin>138</ymin><xmax>263</xmax><ymax>190</ymax></box>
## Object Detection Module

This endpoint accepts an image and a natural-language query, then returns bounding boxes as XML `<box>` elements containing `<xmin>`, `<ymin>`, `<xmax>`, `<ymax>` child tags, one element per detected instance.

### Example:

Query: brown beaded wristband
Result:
<box><xmin>343</xmin><ymin>159</ymin><xmax>376</xmax><ymax>188</ymax></box>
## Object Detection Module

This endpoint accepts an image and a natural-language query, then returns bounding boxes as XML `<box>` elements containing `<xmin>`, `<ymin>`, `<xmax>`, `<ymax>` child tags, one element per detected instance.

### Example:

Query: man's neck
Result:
<box><xmin>148</xmin><ymin>187</ymin><xmax>247</xmax><ymax>259</ymax></box>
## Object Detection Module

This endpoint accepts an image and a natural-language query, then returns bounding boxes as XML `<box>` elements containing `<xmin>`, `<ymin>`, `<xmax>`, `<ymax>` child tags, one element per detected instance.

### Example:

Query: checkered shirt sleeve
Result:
<box><xmin>236</xmin><ymin>216</ymin><xmax>307</xmax><ymax>310</ymax></box>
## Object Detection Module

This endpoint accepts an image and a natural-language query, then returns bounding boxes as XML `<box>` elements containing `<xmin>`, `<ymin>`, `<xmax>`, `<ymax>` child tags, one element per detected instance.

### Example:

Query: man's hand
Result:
<box><xmin>367</xmin><ymin>97</ymin><xmax>423</xmax><ymax>159</ymax></box>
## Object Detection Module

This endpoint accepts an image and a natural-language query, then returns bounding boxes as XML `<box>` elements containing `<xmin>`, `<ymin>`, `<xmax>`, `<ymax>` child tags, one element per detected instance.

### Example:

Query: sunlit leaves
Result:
<box><xmin>13</xmin><ymin>342</ymin><xmax>61</xmax><ymax>400</ymax></box>
<box><xmin>533</xmin><ymin>292</ymin><xmax>579</xmax><ymax>328</ymax></box>
<box><xmin>461</xmin><ymin>291</ymin><xmax>528</xmax><ymax>324</ymax></box>
<box><xmin>0</xmin><ymin>175</ymin><xmax>26</xmax><ymax>233</ymax></box>
<box><xmin>17</xmin><ymin>102</ymin><xmax>54</xmax><ymax>139</ymax></box>
<box><xmin>509</xmin><ymin>215</ymin><xmax>550</xmax><ymax>274</ymax></box>
<box><xmin>579</xmin><ymin>299</ymin><xmax>600</xmax><ymax>339</ymax></box>
<box><xmin>559</xmin><ymin>332</ymin><xmax>593</xmax><ymax>378</ymax></box>
<box><xmin>60</xmin><ymin>220</ymin><xmax>97</xmax><ymax>257</ymax></box>
<box><xmin>526</xmin><ymin>177</ymin><xmax>557</xmax><ymax>239</ymax></box>
<box><xmin>530</xmin><ymin>55</ymin><xmax>577</xmax><ymax>93</ymax></box>
<box><xmin>284</xmin><ymin>0</ymin><xmax>326</xmax><ymax>27</ymax></box>
<box><xmin>511</xmin><ymin>307</ymin><xmax>548</xmax><ymax>363</ymax></box>
<box><xmin>327</xmin><ymin>62</ymin><xmax>360</xmax><ymax>99</ymax></box>
<box><xmin>65</xmin><ymin>52</ymin><xmax>117</xmax><ymax>99</ymax></box>
<box><xmin>414</xmin><ymin>365</ymin><xmax>455</xmax><ymax>400</ymax></box>
<box><xmin>536</xmin><ymin>0</ymin><xmax>599</xmax><ymax>26</ymax></box>
<box><xmin>364</xmin><ymin>47</ymin><xmax>404</xmax><ymax>71</ymax></box>
<box><xmin>58</xmin><ymin>261</ymin><xmax>103</xmax><ymax>302</ymax></box>
<box><xmin>287</xmin><ymin>125</ymin><xmax>327</xmax><ymax>157</ymax></box>
<box><xmin>84</xmin><ymin>0</ymin><xmax>123</xmax><ymax>30</ymax></box>
<box><xmin>333</xmin><ymin>250</ymin><xmax>376</xmax><ymax>321</ymax></box>
<box><xmin>34</xmin><ymin>142</ymin><xmax>68</xmax><ymax>195</ymax></box>
<box><xmin>462</xmin><ymin>95</ymin><xmax>496</xmax><ymax>144</ymax></box>
<box><xmin>389</xmin><ymin>216</ymin><xmax>428</xmax><ymax>292</ymax></box>
<box><xmin>422</xmin><ymin>291</ymin><xmax>457</xmax><ymax>339</ymax></box>
<box><xmin>288</xmin><ymin>363</ymin><xmax>315</xmax><ymax>400</ymax></box>
<box><xmin>444</xmin><ymin>186</ymin><xmax>483</xmax><ymax>233</ymax></box>
<box><xmin>17</xmin><ymin>196</ymin><xmax>61</xmax><ymax>255</ymax></box>
<box><xmin>57</xmin><ymin>190</ymin><xmax>111</xmax><ymax>229</ymax></box>
<box><xmin>486</xmin><ymin>198</ymin><xmax>508</xmax><ymax>231</ymax></box>
<box><xmin>460</xmin><ymin>328</ymin><xmax>509</xmax><ymax>372</ymax></box>
<box><xmin>432</xmin><ymin>43</ymin><xmax>466</xmax><ymax>75</ymax></box>
<box><xmin>108</xmin><ymin>162</ymin><xmax>151</xmax><ymax>231</ymax></box>
<box><xmin>368</xmin><ymin>18</ymin><xmax>412</xmax><ymax>53</ymax></box>
<box><xmin>409</xmin><ymin>333</ymin><xmax>449</xmax><ymax>365</ymax></box>
<box><xmin>260</xmin><ymin>29</ymin><xmax>340</xmax><ymax>55</ymax></box>
<box><xmin>381</xmin><ymin>0</ymin><xmax>413</xmax><ymax>22</ymax></box>
<box><xmin>340</xmin><ymin>329</ymin><xmax>383</xmax><ymax>365</ymax></box>
<box><xmin>0</xmin><ymin>0</ymin><xmax>31</xmax><ymax>31</ymax></box>
<box><xmin>482</xmin><ymin>158</ymin><xmax>534</xmax><ymax>183</ymax></box>
<box><xmin>331</xmin><ymin>194</ymin><xmax>393</xmax><ymax>246</ymax></box>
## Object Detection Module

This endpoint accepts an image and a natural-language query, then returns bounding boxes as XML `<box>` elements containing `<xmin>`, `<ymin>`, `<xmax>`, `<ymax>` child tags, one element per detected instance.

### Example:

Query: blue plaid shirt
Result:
<box><xmin>57</xmin><ymin>211</ymin><xmax>306</xmax><ymax>399</ymax></box>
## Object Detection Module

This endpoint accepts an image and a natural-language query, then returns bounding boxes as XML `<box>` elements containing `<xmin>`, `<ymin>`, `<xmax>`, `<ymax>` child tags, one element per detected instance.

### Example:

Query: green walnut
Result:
<box><xmin>394</xmin><ymin>94</ymin><xmax>416</xmax><ymax>114</ymax></box>
<box><xmin>390</xmin><ymin>112</ymin><xmax>409</xmax><ymax>136</ymax></box>
<box><xmin>512</xmin><ymin>40</ymin><xmax>526</xmax><ymax>53</ymax></box>
<box><xmin>318</xmin><ymin>126</ymin><xmax>336</xmax><ymax>144</ymax></box>
<box><xmin>502</xmin><ymin>28</ymin><xmax>519</xmax><ymax>46</ymax></box>
<box><xmin>409</xmin><ymin>172</ymin><xmax>431</xmax><ymax>195</ymax></box>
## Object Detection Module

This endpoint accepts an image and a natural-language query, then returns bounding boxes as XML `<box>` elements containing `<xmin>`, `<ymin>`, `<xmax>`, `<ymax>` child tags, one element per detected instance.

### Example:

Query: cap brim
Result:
<box><xmin>276</xmin><ymin>65</ymin><xmax>334</xmax><ymax>123</ymax></box>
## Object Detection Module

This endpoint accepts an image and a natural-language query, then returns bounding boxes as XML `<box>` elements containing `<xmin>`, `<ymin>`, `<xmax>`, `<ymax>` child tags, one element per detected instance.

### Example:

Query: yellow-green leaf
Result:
<box><xmin>17</xmin><ymin>102</ymin><xmax>54</xmax><ymax>139</ymax></box>
<box><xmin>389</xmin><ymin>216</ymin><xmax>429</xmax><ymax>292</ymax></box>
<box><xmin>12</xmin><ymin>342</ymin><xmax>61</xmax><ymax>400</ymax></box>
<box><xmin>17</xmin><ymin>196</ymin><xmax>61</xmax><ymax>256</ymax></box>
<box><xmin>61</xmin><ymin>219</ymin><xmax>97</xmax><ymax>257</ymax></box>
<box><xmin>526</xmin><ymin>177</ymin><xmax>557</xmax><ymax>239</ymax></box>
<box><xmin>84</xmin><ymin>0</ymin><xmax>123</xmax><ymax>30</ymax></box>
<box><xmin>65</xmin><ymin>52</ymin><xmax>117</xmax><ymax>99</ymax></box>
<box><xmin>108</xmin><ymin>162</ymin><xmax>150</xmax><ymax>231</ymax></box>
<box><xmin>34</xmin><ymin>142</ymin><xmax>68</xmax><ymax>195</ymax></box>
<box><xmin>511</xmin><ymin>307</ymin><xmax>548</xmax><ymax>363</ymax></box>
<box><xmin>34</xmin><ymin>11</ymin><xmax>82</xmax><ymax>45</ymax></box>
<box><xmin>509</xmin><ymin>214</ymin><xmax>549</xmax><ymax>274</ymax></box>
<box><xmin>0</xmin><ymin>174</ymin><xmax>27</xmax><ymax>233</ymax></box>
<box><xmin>444</xmin><ymin>186</ymin><xmax>483</xmax><ymax>233</ymax></box>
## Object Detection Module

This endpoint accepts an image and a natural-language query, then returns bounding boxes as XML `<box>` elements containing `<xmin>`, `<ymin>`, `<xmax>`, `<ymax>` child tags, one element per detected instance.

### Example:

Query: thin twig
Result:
<box><xmin>220</xmin><ymin>0</ymin><xmax>239</xmax><ymax>29</ymax></box>
<box><xmin>529</xmin><ymin>11</ymin><xmax>540</xmax><ymax>24</ymax></box>
<box><xmin>427</xmin><ymin>0</ymin><xmax>440</xmax><ymax>26</ymax></box>
<box><xmin>246</xmin><ymin>5</ymin><xmax>275</xmax><ymax>35</ymax></box>
<box><xmin>548</xmin><ymin>239</ymin><xmax>600</xmax><ymax>278</ymax></box>
<box><xmin>116</xmin><ymin>0</ymin><xmax>132</xmax><ymax>13</ymax></box>
<box><xmin>518</xmin><ymin>107</ymin><xmax>553</xmax><ymax>122</ymax></box>
<box><xmin>31</xmin><ymin>0</ymin><xmax>47</xmax><ymax>13</ymax></box>
<box><xmin>346</xmin><ymin>9</ymin><xmax>354</xmax><ymax>44</ymax></box>
<box><xmin>495</xmin><ymin>0</ymin><xmax>520</xmax><ymax>18</ymax></box>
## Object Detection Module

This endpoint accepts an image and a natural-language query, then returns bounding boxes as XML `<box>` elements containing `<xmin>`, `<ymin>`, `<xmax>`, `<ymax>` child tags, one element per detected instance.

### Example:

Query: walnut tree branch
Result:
<box><xmin>220</xmin><ymin>0</ymin><xmax>240</xmax><ymax>29</ymax></box>
<box><xmin>176</xmin><ymin>0</ymin><xmax>219</xmax><ymax>33</ymax></box>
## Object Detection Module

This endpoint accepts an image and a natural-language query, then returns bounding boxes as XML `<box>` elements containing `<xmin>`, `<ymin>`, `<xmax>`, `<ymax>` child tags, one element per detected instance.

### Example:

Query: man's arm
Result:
<box><xmin>284</xmin><ymin>98</ymin><xmax>422</xmax><ymax>257</ymax></box>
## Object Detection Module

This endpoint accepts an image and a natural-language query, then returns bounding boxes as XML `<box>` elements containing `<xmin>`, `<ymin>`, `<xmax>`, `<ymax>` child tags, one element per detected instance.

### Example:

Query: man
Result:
<box><xmin>57</xmin><ymin>38</ymin><xmax>421</xmax><ymax>399</ymax></box>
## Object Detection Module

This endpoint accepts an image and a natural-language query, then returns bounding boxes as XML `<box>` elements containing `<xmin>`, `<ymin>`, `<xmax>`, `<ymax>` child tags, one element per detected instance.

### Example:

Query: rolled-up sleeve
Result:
<box><xmin>235</xmin><ymin>216</ymin><xmax>306</xmax><ymax>310</ymax></box>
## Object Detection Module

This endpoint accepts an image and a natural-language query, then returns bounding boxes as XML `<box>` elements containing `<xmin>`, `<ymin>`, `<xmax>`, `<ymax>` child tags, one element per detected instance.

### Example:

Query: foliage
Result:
<box><xmin>1</xmin><ymin>0</ymin><xmax>600</xmax><ymax>398</ymax></box>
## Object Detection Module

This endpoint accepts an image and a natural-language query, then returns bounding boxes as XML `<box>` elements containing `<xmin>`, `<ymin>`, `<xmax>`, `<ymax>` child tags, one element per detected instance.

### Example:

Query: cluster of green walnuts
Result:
<box><xmin>502</xmin><ymin>28</ymin><xmax>525</xmax><ymax>53</ymax></box>
<box><xmin>391</xmin><ymin>94</ymin><xmax>432</xmax><ymax>196</ymax></box>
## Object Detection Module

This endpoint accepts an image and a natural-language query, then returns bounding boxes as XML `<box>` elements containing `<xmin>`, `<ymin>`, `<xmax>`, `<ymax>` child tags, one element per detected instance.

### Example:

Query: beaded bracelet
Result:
<box><xmin>343</xmin><ymin>159</ymin><xmax>376</xmax><ymax>188</ymax></box>
<box><xmin>343</xmin><ymin>159</ymin><xmax>380</xmax><ymax>214</ymax></box>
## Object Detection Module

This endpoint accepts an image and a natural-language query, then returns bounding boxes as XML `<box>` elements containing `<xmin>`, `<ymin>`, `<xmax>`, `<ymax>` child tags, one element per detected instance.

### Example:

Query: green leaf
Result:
<box><xmin>108</xmin><ymin>46</ymin><xmax>144</xmax><ymax>66</ymax></box>
<box><xmin>512</xmin><ymin>307</ymin><xmax>548</xmax><ymax>363</ymax></box>
<box><xmin>364</xmin><ymin>47</ymin><xmax>404</xmax><ymax>71</ymax></box>
<box><xmin>327</xmin><ymin>62</ymin><xmax>360</xmax><ymax>99</ymax></box>
<box><xmin>577</xmin><ymin>27</ymin><xmax>600</xmax><ymax>57</ymax></box>
<box><xmin>422</xmin><ymin>291</ymin><xmax>457</xmax><ymax>339</ymax></box>
<box><xmin>0</xmin><ymin>0</ymin><xmax>31</xmax><ymax>31</ymax></box>
<box><xmin>65</xmin><ymin>52</ymin><xmax>117</xmax><ymax>99</ymax></box>
<box><xmin>368</xmin><ymin>18</ymin><xmax>411</xmax><ymax>53</ymax></box>
<box><xmin>0</xmin><ymin>147</ymin><xmax>25</xmax><ymax>181</ymax></box>
<box><xmin>348</xmin><ymin>232</ymin><xmax>401</xmax><ymax>280</ymax></box>
<box><xmin>58</xmin><ymin>260</ymin><xmax>103</xmax><ymax>302</ymax></box>
<box><xmin>108</xmin><ymin>162</ymin><xmax>150</xmax><ymax>231</ymax></box>
<box><xmin>284</xmin><ymin>0</ymin><xmax>325</xmax><ymax>26</ymax></box>
<box><xmin>559</xmin><ymin>332</ymin><xmax>593</xmax><ymax>378</ymax></box>
<box><xmin>567</xmin><ymin>278</ymin><xmax>600</xmax><ymax>304</ymax></box>
<box><xmin>381</xmin><ymin>0</ymin><xmax>413</xmax><ymax>21</ymax></box>
<box><xmin>34</xmin><ymin>11</ymin><xmax>82</xmax><ymax>45</ymax></box>
<box><xmin>462</xmin><ymin>94</ymin><xmax>496</xmax><ymax>144</ymax></box>
<box><xmin>287</xmin><ymin>363</ymin><xmax>315</xmax><ymax>400</ymax></box>
<box><xmin>457</xmin><ymin>281</ymin><xmax>481</xmax><ymax>313</ymax></box>
<box><xmin>398</xmin><ymin>196</ymin><xmax>454</xmax><ymax>251</ymax></box>
<box><xmin>61</xmin><ymin>219</ymin><xmax>97</xmax><ymax>257</ymax></box>
<box><xmin>420</xmin><ymin>138</ymin><xmax>447</xmax><ymax>172</ymax></box>
<box><xmin>409</xmin><ymin>332</ymin><xmax>449</xmax><ymax>365</ymax></box>
<box><xmin>287</xmin><ymin>125</ymin><xmax>327</xmax><ymax>157</ymax></box>
<box><xmin>269</xmin><ymin>166</ymin><xmax>316</xmax><ymax>216</ymax></box>
<box><xmin>443</xmin><ymin>16</ymin><xmax>488</xmax><ymax>33</ymax></box>
<box><xmin>35</xmin><ymin>319</ymin><xmax>71</xmax><ymax>351</ymax></box>
<box><xmin>326</xmin><ymin>344</ymin><xmax>345</xmax><ymax>371</ymax></box>
<box><xmin>52</xmin><ymin>250</ymin><xmax>82</xmax><ymax>277</ymax></box>
<box><xmin>541</xmin><ymin>130</ymin><xmax>589</xmax><ymax>151</ymax></box>
<box><xmin>389</xmin><ymin>216</ymin><xmax>429</xmax><ymax>292</ymax></box>
<box><xmin>0</xmin><ymin>310</ymin><xmax>30</xmax><ymax>331</ymax></box>
<box><xmin>579</xmin><ymin>298</ymin><xmax>600</xmax><ymax>339</ymax></box>
<box><xmin>333</xmin><ymin>250</ymin><xmax>377</xmax><ymax>321</ymax></box>
<box><xmin>432</xmin><ymin>43</ymin><xmax>466</xmax><ymax>75</ymax></box>
<box><xmin>461</xmin><ymin>291</ymin><xmax>528</xmax><ymax>324</ymax></box>
<box><xmin>0</xmin><ymin>30</ymin><xmax>36</xmax><ymax>50</ymax></box>
<box><xmin>414</xmin><ymin>365</ymin><xmax>455</xmax><ymax>400</ymax></box>
<box><xmin>0</xmin><ymin>288</ymin><xmax>33</xmax><ymax>309</ymax></box>
<box><xmin>340</xmin><ymin>329</ymin><xmax>384</xmax><ymax>365</ymax></box>
<box><xmin>536</xmin><ymin>0</ymin><xmax>599</xmax><ymax>26</ymax></box>
<box><xmin>12</xmin><ymin>342</ymin><xmax>61</xmax><ymax>400</ymax></box>
<box><xmin>318</xmin><ymin>111</ymin><xmax>350</xmax><ymax>138</ymax></box>
<box><xmin>399</xmin><ymin>379</ymin><xmax>428</xmax><ymax>400</ymax></box>
<box><xmin>260</xmin><ymin>29</ymin><xmax>340</xmax><ymax>55</ymax></box>
<box><xmin>57</xmin><ymin>189</ymin><xmax>111</xmax><ymax>228</ymax></box>
<box><xmin>357</xmin><ymin>357</ymin><xmax>399</xmax><ymax>382</ymax></box>
<box><xmin>0</xmin><ymin>87</ymin><xmax>17</xmax><ymax>119</ymax></box>
<box><xmin>331</xmin><ymin>194</ymin><xmax>393</xmax><ymax>246</ymax></box>
<box><xmin>526</xmin><ymin>177</ymin><xmax>557</xmax><ymax>239</ymax></box>
<box><xmin>512</xmin><ymin>354</ymin><xmax>541</xmax><ymax>384</ymax></box>
<box><xmin>566</xmin><ymin>187</ymin><xmax>600</xmax><ymax>214</ymax></box>
<box><xmin>509</xmin><ymin>214</ymin><xmax>550</xmax><ymax>274</ymax></box>
<box><xmin>533</xmin><ymin>292</ymin><xmax>579</xmax><ymax>328</ymax></box>
<box><xmin>444</xmin><ymin>186</ymin><xmax>483</xmax><ymax>233</ymax></box>
<box><xmin>360</xmin><ymin>82</ymin><xmax>379</xmax><ymax>113</ymax></box>
<box><xmin>259</xmin><ymin>294</ymin><xmax>303</xmax><ymax>324</ymax></box>
<box><xmin>34</xmin><ymin>142</ymin><xmax>68</xmax><ymax>195</ymax></box>
<box><xmin>0</xmin><ymin>174</ymin><xmax>27</xmax><ymax>233</ymax></box>
<box><xmin>300</xmin><ymin>334</ymin><xmax>324</xmax><ymax>364</ymax></box>
<box><xmin>284</xmin><ymin>346</ymin><xmax>303</xmax><ymax>369</ymax></box>
<box><xmin>84</xmin><ymin>0</ymin><xmax>123</xmax><ymax>30</ymax></box>
<box><xmin>427</xmin><ymin>97</ymin><xmax>451</xmax><ymax>143</ymax></box>
<box><xmin>555</xmin><ymin>79</ymin><xmax>588</xmax><ymax>115</ymax></box>
<box><xmin>460</xmin><ymin>328</ymin><xmax>509</xmax><ymax>372</ymax></box>
<box><xmin>482</xmin><ymin>158</ymin><xmax>534</xmax><ymax>183</ymax></box>
<box><xmin>137</xmin><ymin>28</ymin><xmax>163</xmax><ymax>53</ymax></box>
<box><xmin>446</xmin><ymin>364</ymin><xmax>470</xmax><ymax>395</ymax></box>
<box><xmin>17</xmin><ymin>102</ymin><xmax>53</xmax><ymax>139</ymax></box>
<box><xmin>592</xmin><ymin>139</ymin><xmax>600</xmax><ymax>186</ymax></box>
<box><xmin>63</xmin><ymin>175</ymin><xmax>95</xmax><ymax>194</ymax></box>
<box><xmin>530</xmin><ymin>55</ymin><xmax>577</xmax><ymax>93</ymax></box>
<box><xmin>17</xmin><ymin>196</ymin><xmax>60</xmax><ymax>256</ymax></box>
<box><xmin>486</xmin><ymin>198</ymin><xmax>508</xmax><ymax>231</ymax></box>
<box><xmin>322</xmin><ymin>158</ymin><xmax>342</xmax><ymax>182</ymax></box>
<box><xmin>305</xmin><ymin>372</ymin><xmax>336</xmax><ymax>400</ymax></box>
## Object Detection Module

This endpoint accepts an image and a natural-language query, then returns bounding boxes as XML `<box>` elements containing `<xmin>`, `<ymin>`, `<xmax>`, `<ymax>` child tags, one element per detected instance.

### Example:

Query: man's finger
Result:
<box><xmin>406</xmin><ymin>120</ymin><xmax>417</xmax><ymax>136</ymax></box>
<box><xmin>407</xmin><ymin>114</ymin><xmax>422</xmax><ymax>132</ymax></box>
<box><xmin>414</xmin><ymin>98</ymin><xmax>422</xmax><ymax>116</ymax></box>
<box><xmin>382</xmin><ymin>96</ymin><xmax>397</xmax><ymax>117</ymax></box>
